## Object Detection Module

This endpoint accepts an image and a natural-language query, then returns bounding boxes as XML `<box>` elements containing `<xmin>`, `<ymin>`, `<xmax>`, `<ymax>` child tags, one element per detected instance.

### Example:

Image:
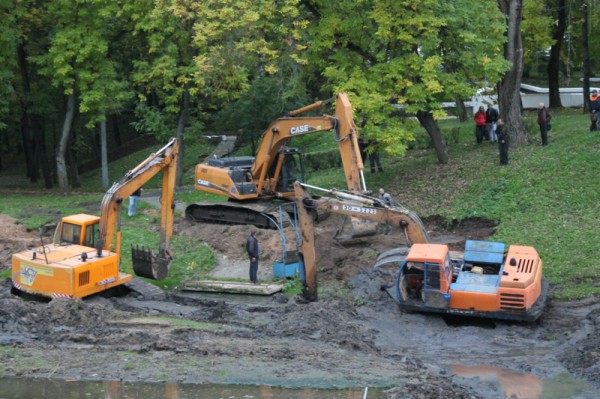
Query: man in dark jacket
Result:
<box><xmin>589</xmin><ymin>89</ymin><xmax>599</xmax><ymax>131</ymax></box>
<box><xmin>246</xmin><ymin>231</ymin><xmax>260</xmax><ymax>284</ymax></box>
<box><xmin>485</xmin><ymin>104</ymin><xmax>499</xmax><ymax>142</ymax></box>
<box><xmin>537</xmin><ymin>103</ymin><xmax>551</xmax><ymax>147</ymax></box>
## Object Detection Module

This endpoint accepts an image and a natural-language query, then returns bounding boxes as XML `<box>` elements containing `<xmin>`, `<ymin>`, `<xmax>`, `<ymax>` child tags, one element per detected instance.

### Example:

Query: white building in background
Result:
<box><xmin>468</xmin><ymin>82</ymin><xmax>600</xmax><ymax>113</ymax></box>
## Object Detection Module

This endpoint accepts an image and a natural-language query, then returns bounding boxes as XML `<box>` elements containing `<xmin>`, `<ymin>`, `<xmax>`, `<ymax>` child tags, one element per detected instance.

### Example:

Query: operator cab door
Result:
<box><xmin>423</xmin><ymin>262</ymin><xmax>450</xmax><ymax>309</ymax></box>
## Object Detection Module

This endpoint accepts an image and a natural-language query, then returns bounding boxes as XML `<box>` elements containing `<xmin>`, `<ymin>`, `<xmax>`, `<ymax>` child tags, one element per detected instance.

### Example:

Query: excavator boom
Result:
<box><xmin>100</xmin><ymin>137</ymin><xmax>179</xmax><ymax>280</ymax></box>
<box><xmin>293</xmin><ymin>181</ymin><xmax>430</xmax><ymax>301</ymax></box>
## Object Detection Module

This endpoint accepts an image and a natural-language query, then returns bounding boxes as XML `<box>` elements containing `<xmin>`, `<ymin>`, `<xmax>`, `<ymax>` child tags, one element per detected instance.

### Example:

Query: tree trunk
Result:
<box><xmin>455</xmin><ymin>97</ymin><xmax>468</xmax><ymax>122</ymax></box>
<box><xmin>35</xmin><ymin>118</ymin><xmax>53</xmax><ymax>189</ymax></box>
<box><xmin>68</xmin><ymin>128</ymin><xmax>80</xmax><ymax>188</ymax></box>
<box><xmin>111</xmin><ymin>114</ymin><xmax>122</xmax><ymax>147</ymax></box>
<box><xmin>581</xmin><ymin>0</ymin><xmax>591</xmax><ymax>113</ymax></box>
<box><xmin>57</xmin><ymin>93</ymin><xmax>75</xmax><ymax>195</ymax></box>
<box><xmin>100</xmin><ymin>114</ymin><xmax>109</xmax><ymax>188</ymax></box>
<box><xmin>20</xmin><ymin>114</ymin><xmax>37</xmax><ymax>182</ymax></box>
<box><xmin>17</xmin><ymin>44</ymin><xmax>38</xmax><ymax>182</ymax></box>
<box><xmin>497</xmin><ymin>0</ymin><xmax>528</xmax><ymax>146</ymax></box>
<box><xmin>548</xmin><ymin>0</ymin><xmax>566</xmax><ymax>108</ymax></box>
<box><xmin>416</xmin><ymin>111</ymin><xmax>449</xmax><ymax>164</ymax></box>
<box><xmin>175</xmin><ymin>85</ymin><xmax>190</xmax><ymax>187</ymax></box>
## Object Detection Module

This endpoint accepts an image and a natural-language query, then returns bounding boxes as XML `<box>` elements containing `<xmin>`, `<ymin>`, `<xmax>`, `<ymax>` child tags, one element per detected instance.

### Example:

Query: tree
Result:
<box><xmin>304</xmin><ymin>0</ymin><xmax>509</xmax><ymax>163</ymax></box>
<box><xmin>581</xmin><ymin>0</ymin><xmax>591</xmax><ymax>112</ymax></box>
<box><xmin>131</xmin><ymin>0</ymin><xmax>308</xmax><ymax>184</ymax></box>
<box><xmin>497</xmin><ymin>0</ymin><xmax>528</xmax><ymax>146</ymax></box>
<box><xmin>546</xmin><ymin>0</ymin><xmax>567</xmax><ymax>108</ymax></box>
<box><xmin>33</xmin><ymin>0</ymin><xmax>132</xmax><ymax>194</ymax></box>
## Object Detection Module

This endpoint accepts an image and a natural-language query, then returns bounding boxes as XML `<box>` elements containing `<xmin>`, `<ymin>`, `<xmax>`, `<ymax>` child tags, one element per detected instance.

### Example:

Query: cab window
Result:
<box><xmin>61</xmin><ymin>223</ymin><xmax>82</xmax><ymax>244</ymax></box>
<box><xmin>84</xmin><ymin>222</ymin><xmax>99</xmax><ymax>247</ymax></box>
<box><xmin>424</xmin><ymin>263</ymin><xmax>441</xmax><ymax>290</ymax></box>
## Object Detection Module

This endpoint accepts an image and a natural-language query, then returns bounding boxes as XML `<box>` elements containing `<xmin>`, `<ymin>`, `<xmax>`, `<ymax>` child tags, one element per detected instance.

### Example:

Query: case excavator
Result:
<box><xmin>293</xmin><ymin>181</ymin><xmax>548</xmax><ymax>321</ymax></box>
<box><xmin>185</xmin><ymin>93</ymin><xmax>367</xmax><ymax>229</ymax></box>
<box><xmin>11</xmin><ymin>138</ymin><xmax>179</xmax><ymax>299</ymax></box>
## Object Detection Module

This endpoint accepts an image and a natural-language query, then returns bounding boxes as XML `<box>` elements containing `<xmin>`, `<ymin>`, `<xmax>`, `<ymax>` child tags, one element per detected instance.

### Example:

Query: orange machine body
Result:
<box><xmin>11</xmin><ymin>214</ymin><xmax>131</xmax><ymax>299</ymax></box>
<box><xmin>394</xmin><ymin>241</ymin><xmax>547</xmax><ymax>321</ymax></box>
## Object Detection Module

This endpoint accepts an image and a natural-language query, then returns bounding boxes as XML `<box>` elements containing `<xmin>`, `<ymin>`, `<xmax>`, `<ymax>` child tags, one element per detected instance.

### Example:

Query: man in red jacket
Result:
<box><xmin>474</xmin><ymin>106</ymin><xmax>487</xmax><ymax>144</ymax></box>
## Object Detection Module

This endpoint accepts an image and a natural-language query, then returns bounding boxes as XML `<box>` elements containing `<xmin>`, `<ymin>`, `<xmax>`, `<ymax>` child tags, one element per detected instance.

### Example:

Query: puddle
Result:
<box><xmin>451</xmin><ymin>364</ymin><xmax>592</xmax><ymax>399</ymax></box>
<box><xmin>0</xmin><ymin>377</ymin><xmax>385</xmax><ymax>399</ymax></box>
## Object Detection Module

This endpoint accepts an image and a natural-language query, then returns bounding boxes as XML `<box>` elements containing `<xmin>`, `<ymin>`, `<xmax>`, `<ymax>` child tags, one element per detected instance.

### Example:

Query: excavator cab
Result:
<box><xmin>275</xmin><ymin>147</ymin><xmax>305</xmax><ymax>193</ymax></box>
<box><xmin>53</xmin><ymin>214</ymin><xmax>101</xmax><ymax>247</ymax></box>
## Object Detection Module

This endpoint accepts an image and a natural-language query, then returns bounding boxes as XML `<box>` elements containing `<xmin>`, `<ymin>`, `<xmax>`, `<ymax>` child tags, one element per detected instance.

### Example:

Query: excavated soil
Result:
<box><xmin>1</xmin><ymin>212</ymin><xmax>599</xmax><ymax>398</ymax></box>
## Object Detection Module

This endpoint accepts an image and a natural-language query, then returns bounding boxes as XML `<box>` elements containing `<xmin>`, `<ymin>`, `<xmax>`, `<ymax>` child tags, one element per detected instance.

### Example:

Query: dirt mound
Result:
<box><xmin>179</xmin><ymin>213</ymin><xmax>497</xmax><ymax>289</ymax></box>
<box><xmin>0</xmin><ymin>213</ymin><xmax>40</xmax><ymax>270</ymax></box>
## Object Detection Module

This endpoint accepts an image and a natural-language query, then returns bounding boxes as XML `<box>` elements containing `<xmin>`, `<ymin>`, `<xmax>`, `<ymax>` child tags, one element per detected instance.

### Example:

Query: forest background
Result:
<box><xmin>0</xmin><ymin>0</ymin><xmax>599</xmax><ymax>193</ymax></box>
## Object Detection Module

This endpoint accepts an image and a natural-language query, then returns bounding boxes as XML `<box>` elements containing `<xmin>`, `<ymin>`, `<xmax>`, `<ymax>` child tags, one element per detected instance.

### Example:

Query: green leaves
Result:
<box><xmin>306</xmin><ymin>0</ymin><xmax>510</xmax><ymax>156</ymax></box>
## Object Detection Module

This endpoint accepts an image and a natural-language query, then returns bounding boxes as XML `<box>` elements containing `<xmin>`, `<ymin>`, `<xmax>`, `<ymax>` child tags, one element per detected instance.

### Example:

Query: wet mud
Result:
<box><xmin>1</xmin><ymin>213</ymin><xmax>599</xmax><ymax>398</ymax></box>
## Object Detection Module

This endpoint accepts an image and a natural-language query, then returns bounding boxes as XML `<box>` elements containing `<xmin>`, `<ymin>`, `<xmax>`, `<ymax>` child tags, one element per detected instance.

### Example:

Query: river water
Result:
<box><xmin>0</xmin><ymin>377</ymin><xmax>384</xmax><ymax>399</ymax></box>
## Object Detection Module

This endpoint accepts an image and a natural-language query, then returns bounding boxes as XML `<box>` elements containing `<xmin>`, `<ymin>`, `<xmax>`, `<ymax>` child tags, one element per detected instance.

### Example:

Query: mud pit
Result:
<box><xmin>1</xmin><ymin>213</ymin><xmax>599</xmax><ymax>398</ymax></box>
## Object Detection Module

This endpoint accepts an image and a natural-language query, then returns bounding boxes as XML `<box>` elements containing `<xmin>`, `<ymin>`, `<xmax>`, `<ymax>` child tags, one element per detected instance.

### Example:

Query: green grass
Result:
<box><xmin>1</xmin><ymin>108</ymin><xmax>598</xmax><ymax>300</ymax></box>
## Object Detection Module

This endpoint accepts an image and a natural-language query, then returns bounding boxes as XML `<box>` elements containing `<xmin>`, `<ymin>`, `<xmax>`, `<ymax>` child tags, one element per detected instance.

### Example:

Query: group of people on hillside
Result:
<box><xmin>474</xmin><ymin>104</ymin><xmax>500</xmax><ymax>144</ymax></box>
<box><xmin>474</xmin><ymin>104</ymin><xmax>509</xmax><ymax>165</ymax></box>
<box><xmin>473</xmin><ymin>99</ymin><xmax>558</xmax><ymax>165</ymax></box>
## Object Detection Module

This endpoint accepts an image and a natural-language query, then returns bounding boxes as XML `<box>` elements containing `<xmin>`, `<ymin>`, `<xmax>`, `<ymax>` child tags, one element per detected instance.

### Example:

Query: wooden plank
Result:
<box><xmin>181</xmin><ymin>280</ymin><xmax>283</xmax><ymax>295</ymax></box>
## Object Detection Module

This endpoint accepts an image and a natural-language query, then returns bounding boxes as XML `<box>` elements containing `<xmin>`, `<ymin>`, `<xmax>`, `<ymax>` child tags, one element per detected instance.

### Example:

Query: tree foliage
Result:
<box><xmin>0</xmin><ymin>0</ymin><xmax>597</xmax><ymax>186</ymax></box>
<box><xmin>304</xmin><ymin>0</ymin><xmax>509</xmax><ymax>160</ymax></box>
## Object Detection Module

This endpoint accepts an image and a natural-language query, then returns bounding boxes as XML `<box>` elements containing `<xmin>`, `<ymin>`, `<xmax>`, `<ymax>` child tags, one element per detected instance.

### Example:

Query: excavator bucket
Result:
<box><xmin>131</xmin><ymin>245</ymin><xmax>172</xmax><ymax>281</ymax></box>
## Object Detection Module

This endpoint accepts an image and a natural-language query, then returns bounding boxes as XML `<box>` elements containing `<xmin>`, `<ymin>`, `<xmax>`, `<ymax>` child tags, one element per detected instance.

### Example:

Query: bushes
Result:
<box><xmin>304</xmin><ymin>149</ymin><xmax>342</xmax><ymax>171</ymax></box>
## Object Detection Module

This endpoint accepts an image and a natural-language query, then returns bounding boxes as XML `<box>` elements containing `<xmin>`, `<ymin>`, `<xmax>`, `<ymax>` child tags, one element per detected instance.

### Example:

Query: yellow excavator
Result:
<box><xmin>11</xmin><ymin>138</ymin><xmax>179</xmax><ymax>299</ymax></box>
<box><xmin>185</xmin><ymin>93</ymin><xmax>367</xmax><ymax>229</ymax></box>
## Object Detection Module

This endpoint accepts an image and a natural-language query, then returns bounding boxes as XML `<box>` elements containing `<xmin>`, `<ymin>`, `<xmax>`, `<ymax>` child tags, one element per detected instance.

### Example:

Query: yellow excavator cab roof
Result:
<box><xmin>407</xmin><ymin>243</ymin><xmax>449</xmax><ymax>264</ymax></box>
<box><xmin>61</xmin><ymin>214</ymin><xmax>100</xmax><ymax>225</ymax></box>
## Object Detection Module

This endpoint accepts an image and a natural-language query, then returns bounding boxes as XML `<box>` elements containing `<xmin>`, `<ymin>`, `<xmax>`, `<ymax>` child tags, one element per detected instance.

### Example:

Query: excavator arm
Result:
<box><xmin>293</xmin><ymin>181</ymin><xmax>430</xmax><ymax>301</ymax></box>
<box><xmin>250</xmin><ymin>93</ymin><xmax>366</xmax><ymax>195</ymax></box>
<box><xmin>99</xmin><ymin>137</ymin><xmax>179</xmax><ymax>280</ymax></box>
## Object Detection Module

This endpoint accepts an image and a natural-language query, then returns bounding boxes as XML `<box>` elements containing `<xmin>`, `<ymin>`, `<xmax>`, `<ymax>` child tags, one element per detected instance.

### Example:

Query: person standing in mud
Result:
<box><xmin>246</xmin><ymin>230</ymin><xmax>260</xmax><ymax>284</ymax></box>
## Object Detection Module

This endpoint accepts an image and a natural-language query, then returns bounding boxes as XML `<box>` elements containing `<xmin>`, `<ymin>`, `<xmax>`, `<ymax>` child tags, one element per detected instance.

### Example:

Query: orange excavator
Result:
<box><xmin>185</xmin><ymin>93</ymin><xmax>367</xmax><ymax>229</ymax></box>
<box><xmin>293</xmin><ymin>181</ymin><xmax>548</xmax><ymax>321</ymax></box>
<box><xmin>11</xmin><ymin>138</ymin><xmax>179</xmax><ymax>299</ymax></box>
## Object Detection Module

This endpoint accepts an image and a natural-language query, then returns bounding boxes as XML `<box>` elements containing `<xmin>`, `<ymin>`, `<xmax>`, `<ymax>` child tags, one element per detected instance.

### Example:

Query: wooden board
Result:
<box><xmin>181</xmin><ymin>280</ymin><xmax>283</xmax><ymax>295</ymax></box>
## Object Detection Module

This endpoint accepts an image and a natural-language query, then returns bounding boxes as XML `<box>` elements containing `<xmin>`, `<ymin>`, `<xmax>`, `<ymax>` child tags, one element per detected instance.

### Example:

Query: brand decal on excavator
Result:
<box><xmin>197</xmin><ymin>179</ymin><xmax>210</xmax><ymax>186</ymax></box>
<box><xmin>290</xmin><ymin>125</ymin><xmax>311</xmax><ymax>135</ymax></box>
<box><xmin>20</xmin><ymin>268</ymin><xmax>37</xmax><ymax>286</ymax></box>
<box><xmin>342</xmin><ymin>204</ymin><xmax>377</xmax><ymax>215</ymax></box>
<box><xmin>97</xmin><ymin>277</ymin><xmax>116</xmax><ymax>285</ymax></box>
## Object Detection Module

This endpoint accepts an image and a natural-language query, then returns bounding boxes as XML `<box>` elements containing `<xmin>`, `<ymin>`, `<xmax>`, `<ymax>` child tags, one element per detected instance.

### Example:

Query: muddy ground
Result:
<box><xmin>1</xmin><ymin>211</ymin><xmax>599</xmax><ymax>398</ymax></box>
